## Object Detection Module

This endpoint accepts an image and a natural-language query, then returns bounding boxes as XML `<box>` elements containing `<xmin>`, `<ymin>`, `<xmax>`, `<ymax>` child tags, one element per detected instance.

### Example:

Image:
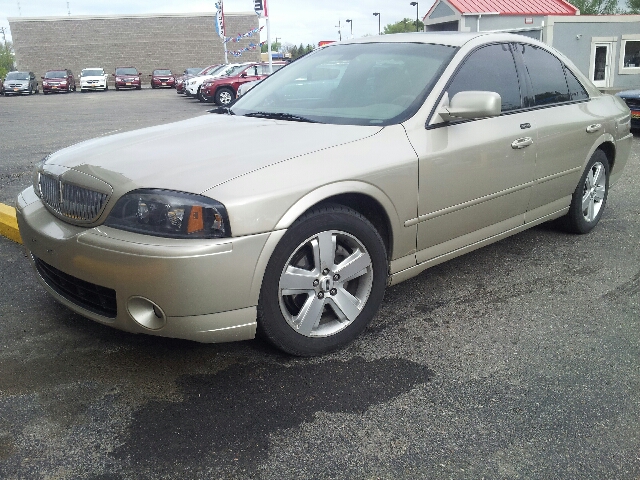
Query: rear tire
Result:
<box><xmin>562</xmin><ymin>149</ymin><xmax>610</xmax><ymax>234</ymax></box>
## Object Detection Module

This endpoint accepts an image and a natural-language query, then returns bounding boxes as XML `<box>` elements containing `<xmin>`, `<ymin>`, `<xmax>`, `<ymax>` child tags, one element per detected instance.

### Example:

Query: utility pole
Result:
<box><xmin>67</xmin><ymin>1</ymin><xmax>71</xmax><ymax>15</ymax></box>
<box><xmin>336</xmin><ymin>20</ymin><xmax>341</xmax><ymax>41</ymax></box>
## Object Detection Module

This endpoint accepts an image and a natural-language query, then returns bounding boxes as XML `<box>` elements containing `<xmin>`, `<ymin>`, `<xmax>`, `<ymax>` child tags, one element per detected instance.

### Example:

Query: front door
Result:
<box><xmin>414</xmin><ymin>43</ymin><xmax>536</xmax><ymax>261</ymax></box>
<box><xmin>591</xmin><ymin>42</ymin><xmax>613</xmax><ymax>89</ymax></box>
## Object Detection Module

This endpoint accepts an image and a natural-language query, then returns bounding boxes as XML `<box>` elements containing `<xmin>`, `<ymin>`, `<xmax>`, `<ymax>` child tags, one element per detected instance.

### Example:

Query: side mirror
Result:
<box><xmin>241</xmin><ymin>72</ymin><xmax>247</xmax><ymax>78</ymax></box>
<box><xmin>112</xmin><ymin>73</ymin><xmax>116</xmax><ymax>77</ymax></box>
<box><xmin>438</xmin><ymin>91</ymin><xmax>501</xmax><ymax>121</ymax></box>
<box><xmin>41</xmin><ymin>76</ymin><xmax>44</xmax><ymax>79</ymax></box>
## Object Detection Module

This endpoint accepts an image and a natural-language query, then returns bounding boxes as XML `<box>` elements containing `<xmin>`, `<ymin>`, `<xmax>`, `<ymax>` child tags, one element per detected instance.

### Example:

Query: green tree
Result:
<box><xmin>570</xmin><ymin>0</ymin><xmax>619</xmax><ymax>14</ymax></box>
<box><xmin>627</xmin><ymin>0</ymin><xmax>640</xmax><ymax>13</ymax></box>
<box><xmin>0</xmin><ymin>42</ymin><xmax>15</xmax><ymax>80</ymax></box>
<box><xmin>260</xmin><ymin>41</ymin><xmax>282</xmax><ymax>53</ymax></box>
<box><xmin>383</xmin><ymin>18</ymin><xmax>425</xmax><ymax>34</ymax></box>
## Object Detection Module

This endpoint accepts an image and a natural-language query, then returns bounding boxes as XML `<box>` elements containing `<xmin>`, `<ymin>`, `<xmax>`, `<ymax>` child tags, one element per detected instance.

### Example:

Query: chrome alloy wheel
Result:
<box><xmin>218</xmin><ymin>90</ymin><xmax>233</xmax><ymax>105</ymax></box>
<box><xmin>278</xmin><ymin>230</ymin><xmax>374</xmax><ymax>338</ymax></box>
<box><xmin>581</xmin><ymin>161</ymin><xmax>606</xmax><ymax>223</ymax></box>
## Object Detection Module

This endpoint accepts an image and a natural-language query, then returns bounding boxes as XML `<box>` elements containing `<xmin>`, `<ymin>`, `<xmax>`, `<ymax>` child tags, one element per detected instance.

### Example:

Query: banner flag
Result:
<box><xmin>254</xmin><ymin>0</ymin><xmax>268</xmax><ymax>18</ymax></box>
<box><xmin>214</xmin><ymin>1</ymin><xmax>226</xmax><ymax>38</ymax></box>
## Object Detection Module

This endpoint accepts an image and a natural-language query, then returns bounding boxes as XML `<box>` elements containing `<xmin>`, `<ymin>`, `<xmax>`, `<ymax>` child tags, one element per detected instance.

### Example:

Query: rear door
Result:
<box><xmin>513</xmin><ymin>43</ymin><xmax>600</xmax><ymax>222</ymax></box>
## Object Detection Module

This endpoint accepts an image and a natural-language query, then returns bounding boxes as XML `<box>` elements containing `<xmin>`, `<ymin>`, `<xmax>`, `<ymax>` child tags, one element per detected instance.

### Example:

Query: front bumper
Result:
<box><xmin>16</xmin><ymin>186</ymin><xmax>283</xmax><ymax>343</ymax></box>
<box><xmin>81</xmin><ymin>82</ymin><xmax>107</xmax><ymax>90</ymax></box>
<box><xmin>5</xmin><ymin>85</ymin><xmax>30</xmax><ymax>94</ymax></box>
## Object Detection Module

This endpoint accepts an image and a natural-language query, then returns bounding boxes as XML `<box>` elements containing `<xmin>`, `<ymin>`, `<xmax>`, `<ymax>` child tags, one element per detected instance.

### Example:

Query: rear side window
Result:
<box><xmin>447</xmin><ymin>43</ymin><xmax>522</xmax><ymax>112</ymax></box>
<box><xmin>518</xmin><ymin>44</ymin><xmax>570</xmax><ymax>106</ymax></box>
<box><xmin>564</xmin><ymin>67</ymin><xmax>589</xmax><ymax>101</ymax></box>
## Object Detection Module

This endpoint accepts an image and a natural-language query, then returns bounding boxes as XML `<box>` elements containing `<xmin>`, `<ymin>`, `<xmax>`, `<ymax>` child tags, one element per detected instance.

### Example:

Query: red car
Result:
<box><xmin>199</xmin><ymin>62</ymin><xmax>286</xmax><ymax>106</ymax></box>
<box><xmin>42</xmin><ymin>69</ymin><xmax>76</xmax><ymax>94</ymax></box>
<box><xmin>176</xmin><ymin>67</ymin><xmax>204</xmax><ymax>94</ymax></box>
<box><xmin>150</xmin><ymin>69</ymin><xmax>175</xmax><ymax>89</ymax></box>
<box><xmin>114</xmin><ymin>67</ymin><xmax>141</xmax><ymax>90</ymax></box>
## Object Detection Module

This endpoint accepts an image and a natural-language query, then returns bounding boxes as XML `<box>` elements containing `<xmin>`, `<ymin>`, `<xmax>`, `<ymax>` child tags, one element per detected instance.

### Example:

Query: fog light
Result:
<box><xmin>127</xmin><ymin>296</ymin><xmax>166</xmax><ymax>330</ymax></box>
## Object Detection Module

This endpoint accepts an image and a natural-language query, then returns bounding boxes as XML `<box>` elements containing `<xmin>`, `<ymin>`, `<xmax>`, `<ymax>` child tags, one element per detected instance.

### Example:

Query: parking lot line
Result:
<box><xmin>0</xmin><ymin>203</ymin><xmax>23</xmax><ymax>244</ymax></box>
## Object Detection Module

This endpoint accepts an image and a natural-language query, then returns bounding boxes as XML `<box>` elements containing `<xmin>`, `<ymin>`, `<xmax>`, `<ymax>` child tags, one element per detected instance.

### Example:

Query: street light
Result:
<box><xmin>373</xmin><ymin>12</ymin><xmax>380</xmax><ymax>35</ymax></box>
<box><xmin>346</xmin><ymin>19</ymin><xmax>353</xmax><ymax>37</ymax></box>
<box><xmin>410</xmin><ymin>2</ymin><xmax>419</xmax><ymax>32</ymax></box>
<box><xmin>336</xmin><ymin>20</ymin><xmax>341</xmax><ymax>41</ymax></box>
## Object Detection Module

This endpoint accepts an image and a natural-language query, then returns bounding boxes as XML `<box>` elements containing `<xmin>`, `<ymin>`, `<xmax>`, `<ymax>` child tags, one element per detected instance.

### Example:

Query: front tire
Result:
<box><xmin>258</xmin><ymin>205</ymin><xmax>387</xmax><ymax>356</ymax></box>
<box><xmin>563</xmin><ymin>149</ymin><xmax>610</xmax><ymax>234</ymax></box>
<box><xmin>215</xmin><ymin>87</ymin><xmax>235</xmax><ymax>106</ymax></box>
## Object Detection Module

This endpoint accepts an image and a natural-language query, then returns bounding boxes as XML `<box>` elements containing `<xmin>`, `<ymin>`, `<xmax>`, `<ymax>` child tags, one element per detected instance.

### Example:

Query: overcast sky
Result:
<box><xmin>0</xmin><ymin>0</ymin><xmax>436</xmax><ymax>46</ymax></box>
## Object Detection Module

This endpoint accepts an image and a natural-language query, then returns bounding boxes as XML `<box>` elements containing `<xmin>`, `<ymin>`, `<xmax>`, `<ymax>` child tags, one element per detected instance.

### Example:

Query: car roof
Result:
<box><xmin>82</xmin><ymin>67</ymin><xmax>104</xmax><ymax>70</ymax></box>
<box><xmin>341</xmin><ymin>31</ymin><xmax>546</xmax><ymax>48</ymax></box>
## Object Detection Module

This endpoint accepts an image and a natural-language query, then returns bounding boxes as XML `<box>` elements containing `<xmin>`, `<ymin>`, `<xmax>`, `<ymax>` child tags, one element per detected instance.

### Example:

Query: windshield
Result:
<box><xmin>116</xmin><ymin>68</ymin><xmax>138</xmax><ymax>75</ymax></box>
<box><xmin>6</xmin><ymin>72</ymin><xmax>29</xmax><ymax>80</ymax></box>
<box><xmin>82</xmin><ymin>69</ymin><xmax>104</xmax><ymax>77</ymax></box>
<box><xmin>218</xmin><ymin>64</ymin><xmax>249</xmax><ymax>77</ymax></box>
<box><xmin>232</xmin><ymin>43</ymin><xmax>457</xmax><ymax>126</ymax></box>
<box><xmin>45</xmin><ymin>71</ymin><xmax>67</xmax><ymax>78</ymax></box>
<box><xmin>186</xmin><ymin>68</ymin><xmax>203</xmax><ymax>75</ymax></box>
<box><xmin>200</xmin><ymin>64</ymin><xmax>223</xmax><ymax>76</ymax></box>
<box><xmin>153</xmin><ymin>69</ymin><xmax>172</xmax><ymax>75</ymax></box>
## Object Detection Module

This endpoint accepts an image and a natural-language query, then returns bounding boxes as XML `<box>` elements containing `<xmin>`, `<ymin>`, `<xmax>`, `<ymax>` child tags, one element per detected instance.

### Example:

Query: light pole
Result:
<box><xmin>346</xmin><ymin>19</ymin><xmax>352</xmax><ymax>38</ymax></box>
<box><xmin>336</xmin><ymin>20</ymin><xmax>341</xmax><ymax>41</ymax></box>
<box><xmin>373</xmin><ymin>12</ymin><xmax>380</xmax><ymax>35</ymax></box>
<box><xmin>410</xmin><ymin>2</ymin><xmax>419</xmax><ymax>32</ymax></box>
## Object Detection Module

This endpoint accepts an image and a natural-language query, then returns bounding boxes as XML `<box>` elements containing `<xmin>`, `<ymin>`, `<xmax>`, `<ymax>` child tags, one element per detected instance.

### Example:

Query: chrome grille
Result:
<box><xmin>39</xmin><ymin>173</ymin><xmax>108</xmax><ymax>223</ymax></box>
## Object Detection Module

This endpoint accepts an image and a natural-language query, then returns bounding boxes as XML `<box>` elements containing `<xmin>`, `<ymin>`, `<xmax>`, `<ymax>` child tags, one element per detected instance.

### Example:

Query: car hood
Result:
<box><xmin>81</xmin><ymin>75</ymin><xmax>105</xmax><ymax>81</ymax></box>
<box><xmin>44</xmin><ymin>114</ymin><xmax>382</xmax><ymax>197</ymax></box>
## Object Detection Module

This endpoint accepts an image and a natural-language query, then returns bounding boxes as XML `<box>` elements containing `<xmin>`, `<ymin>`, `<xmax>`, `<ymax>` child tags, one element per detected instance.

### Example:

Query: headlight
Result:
<box><xmin>105</xmin><ymin>189</ymin><xmax>231</xmax><ymax>239</ymax></box>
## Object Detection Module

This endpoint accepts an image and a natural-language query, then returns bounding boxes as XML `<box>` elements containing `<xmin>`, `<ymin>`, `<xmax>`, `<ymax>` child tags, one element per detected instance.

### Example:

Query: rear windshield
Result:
<box><xmin>186</xmin><ymin>68</ymin><xmax>203</xmax><ymax>75</ymax></box>
<box><xmin>6</xmin><ymin>72</ymin><xmax>29</xmax><ymax>80</ymax></box>
<box><xmin>82</xmin><ymin>69</ymin><xmax>104</xmax><ymax>77</ymax></box>
<box><xmin>45</xmin><ymin>71</ymin><xmax>67</xmax><ymax>78</ymax></box>
<box><xmin>116</xmin><ymin>68</ymin><xmax>138</xmax><ymax>75</ymax></box>
<box><xmin>153</xmin><ymin>70</ymin><xmax>172</xmax><ymax>75</ymax></box>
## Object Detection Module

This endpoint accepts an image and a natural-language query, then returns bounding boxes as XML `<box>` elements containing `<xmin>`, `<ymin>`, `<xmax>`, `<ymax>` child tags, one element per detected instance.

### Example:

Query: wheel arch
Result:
<box><xmin>274</xmin><ymin>181</ymin><xmax>401</xmax><ymax>259</ymax></box>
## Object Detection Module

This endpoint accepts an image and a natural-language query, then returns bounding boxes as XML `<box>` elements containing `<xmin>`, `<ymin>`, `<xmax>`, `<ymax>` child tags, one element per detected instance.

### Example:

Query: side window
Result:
<box><xmin>447</xmin><ymin>43</ymin><xmax>522</xmax><ymax>113</ymax></box>
<box><xmin>519</xmin><ymin>44</ymin><xmax>570</xmax><ymax>106</ymax></box>
<box><xmin>564</xmin><ymin>67</ymin><xmax>589</xmax><ymax>101</ymax></box>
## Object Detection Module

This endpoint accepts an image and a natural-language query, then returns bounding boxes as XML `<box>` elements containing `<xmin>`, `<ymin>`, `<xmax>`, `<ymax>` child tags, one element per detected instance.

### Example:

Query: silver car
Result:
<box><xmin>3</xmin><ymin>71</ymin><xmax>38</xmax><ymax>95</ymax></box>
<box><xmin>17</xmin><ymin>33</ymin><xmax>632</xmax><ymax>355</ymax></box>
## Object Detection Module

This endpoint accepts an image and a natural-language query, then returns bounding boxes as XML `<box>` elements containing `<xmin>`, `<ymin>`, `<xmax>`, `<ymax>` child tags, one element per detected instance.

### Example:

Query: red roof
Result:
<box><xmin>435</xmin><ymin>0</ymin><xmax>578</xmax><ymax>16</ymax></box>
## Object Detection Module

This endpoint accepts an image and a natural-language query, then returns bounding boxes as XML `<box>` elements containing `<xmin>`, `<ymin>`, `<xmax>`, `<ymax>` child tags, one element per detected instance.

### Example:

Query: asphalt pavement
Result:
<box><xmin>0</xmin><ymin>89</ymin><xmax>638</xmax><ymax>479</ymax></box>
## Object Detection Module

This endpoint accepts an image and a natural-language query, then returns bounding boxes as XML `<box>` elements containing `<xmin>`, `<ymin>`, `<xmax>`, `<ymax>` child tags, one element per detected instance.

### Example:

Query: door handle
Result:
<box><xmin>586</xmin><ymin>123</ymin><xmax>602</xmax><ymax>133</ymax></box>
<box><xmin>511</xmin><ymin>137</ymin><xmax>533</xmax><ymax>149</ymax></box>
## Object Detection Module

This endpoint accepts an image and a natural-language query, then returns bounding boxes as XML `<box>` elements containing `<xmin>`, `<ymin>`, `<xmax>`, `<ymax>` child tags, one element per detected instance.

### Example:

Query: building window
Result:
<box><xmin>619</xmin><ymin>37</ymin><xmax>640</xmax><ymax>75</ymax></box>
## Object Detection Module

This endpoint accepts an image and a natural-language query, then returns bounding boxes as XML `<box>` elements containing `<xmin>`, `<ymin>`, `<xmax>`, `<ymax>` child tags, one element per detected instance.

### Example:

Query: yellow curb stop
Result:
<box><xmin>0</xmin><ymin>203</ymin><xmax>23</xmax><ymax>244</ymax></box>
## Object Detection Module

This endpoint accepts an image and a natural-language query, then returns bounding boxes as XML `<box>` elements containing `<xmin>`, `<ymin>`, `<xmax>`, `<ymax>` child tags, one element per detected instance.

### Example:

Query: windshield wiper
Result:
<box><xmin>243</xmin><ymin>112</ymin><xmax>321</xmax><ymax>123</ymax></box>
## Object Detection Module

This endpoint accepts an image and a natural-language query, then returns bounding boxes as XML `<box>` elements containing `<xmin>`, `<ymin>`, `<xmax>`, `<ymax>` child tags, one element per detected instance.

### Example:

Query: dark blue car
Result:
<box><xmin>616</xmin><ymin>90</ymin><xmax>640</xmax><ymax>130</ymax></box>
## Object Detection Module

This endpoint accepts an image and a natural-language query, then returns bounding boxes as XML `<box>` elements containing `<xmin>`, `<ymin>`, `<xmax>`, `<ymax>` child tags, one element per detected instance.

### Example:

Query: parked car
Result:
<box><xmin>79</xmin><ymin>67</ymin><xmax>109</xmax><ymax>92</ymax></box>
<box><xmin>184</xmin><ymin>63</ymin><xmax>237</xmax><ymax>97</ymax></box>
<box><xmin>616</xmin><ymin>90</ymin><xmax>640</xmax><ymax>130</ymax></box>
<box><xmin>17</xmin><ymin>33</ymin><xmax>632</xmax><ymax>356</ymax></box>
<box><xmin>176</xmin><ymin>68</ymin><xmax>204</xmax><ymax>94</ymax></box>
<box><xmin>42</xmin><ymin>69</ymin><xmax>75</xmax><ymax>94</ymax></box>
<box><xmin>150</xmin><ymin>69</ymin><xmax>175</xmax><ymax>89</ymax></box>
<box><xmin>114</xmin><ymin>67</ymin><xmax>141</xmax><ymax>90</ymax></box>
<box><xmin>200</xmin><ymin>62</ymin><xmax>286</xmax><ymax>105</ymax></box>
<box><xmin>236</xmin><ymin>79</ymin><xmax>262</xmax><ymax>98</ymax></box>
<box><xmin>3</xmin><ymin>71</ymin><xmax>38</xmax><ymax>95</ymax></box>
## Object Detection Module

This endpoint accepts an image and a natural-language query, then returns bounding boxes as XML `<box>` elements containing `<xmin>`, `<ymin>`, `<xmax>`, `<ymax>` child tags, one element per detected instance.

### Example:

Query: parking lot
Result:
<box><xmin>1</xmin><ymin>89</ymin><xmax>639</xmax><ymax>479</ymax></box>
